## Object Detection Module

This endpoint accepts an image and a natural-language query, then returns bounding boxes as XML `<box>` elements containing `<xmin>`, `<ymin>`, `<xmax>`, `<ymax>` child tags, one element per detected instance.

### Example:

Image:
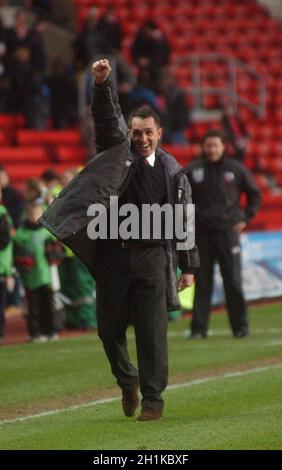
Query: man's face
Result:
<box><xmin>202</xmin><ymin>137</ymin><xmax>225</xmax><ymax>162</ymax></box>
<box><xmin>130</xmin><ymin>117</ymin><xmax>162</xmax><ymax>158</ymax></box>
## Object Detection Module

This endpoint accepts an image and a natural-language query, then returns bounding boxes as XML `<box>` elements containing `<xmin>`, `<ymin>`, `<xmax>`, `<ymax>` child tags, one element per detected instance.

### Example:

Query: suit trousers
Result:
<box><xmin>192</xmin><ymin>230</ymin><xmax>249</xmax><ymax>336</ymax></box>
<box><xmin>95</xmin><ymin>243</ymin><xmax>168</xmax><ymax>412</ymax></box>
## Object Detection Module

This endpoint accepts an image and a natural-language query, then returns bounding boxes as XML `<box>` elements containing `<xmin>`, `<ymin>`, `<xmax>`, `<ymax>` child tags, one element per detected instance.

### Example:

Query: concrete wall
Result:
<box><xmin>257</xmin><ymin>0</ymin><xmax>282</xmax><ymax>21</ymax></box>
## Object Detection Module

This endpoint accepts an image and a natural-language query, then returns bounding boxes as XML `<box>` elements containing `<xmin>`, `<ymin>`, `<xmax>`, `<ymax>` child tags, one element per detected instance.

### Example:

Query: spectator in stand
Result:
<box><xmin>27</xmin><ymin>17</ymin><xmax>47</xmax><ymax>77</ymax></box>
<box><xmin>61</xmin><ymin>168</ymin><xmax>78</xmax><ymax>187</ymax></box>
<box><xmin>74</xmin><ymin>7</ymin><xmax>106</xmax><ymax>70</ymax></box>
<box><xmin>4</xmin><ymin>10</ymin><xmax>50</xmax><ymax>127</ymax></box>
<box><xmin>0</xmin><ymin>18</ymin><xmax>12</xmax><ymax>112</ymax></box>
<box><xmin>4</xmin><ymin>9</ymin><xmax>30</xmax><ymax>60</ymax></box>
<box><xmin>132</xmin><ymin>20</ymin><xmax>171</xmax><ymax>68</ymax></box>
<box><xmin>127</xmin><ymin>64</ymin><xmax>164</xmax><ymax>120</ymax></box>
<box><xmin>0</xmin><ymin>186</ymin><xmax>14</xmax><ymax>345</ymax></box>
<box><xmin>41</xmin><ymin>169</ymin><xmax>62</xmax><ymax>204</ymax></box>
<box><xmin>50</xmin><ymin>0</ymin><xmax>77</xmax><ymax>32</ymax></box>
<box><xmin>131</xmin><ymin>20</ymin><xmax>171</xmax><ymax>91</ymax></box>
<box><xmin>0</xmin><ymin>167</ymin><xmax>24</xmax><ymax>310</ymax></box>
<box><xmin>221</xmin><ymin>99</ymin><xmax>250</xmax><ymax>163</ymax></box>
<box><xmin>0</xmin><ymin>166</ymin><xmax>25</xmax><ymax>228</ymax></box>
<box><xmin>6</xmin><ymin>42</ymin><xmax>33</xmax><ymax>115</ymax></box>
<box><xmin>0</xmin><ymin>17</ymin><xmax>6</xmax><ymax>74</ymax></box>
<box><xmin>48</xmin><ymin>57</ymin><xmax>78</xmax><ymax>129</ymax></box>
<box><xmin>3</xmin><ymin>1</ymin><xmax>30</xmax><ymax>5</ymax></box>
<box><xmin>157</xmin><ymin>66</ymin><xmax>189</xmax><ymax>145</ymax></box>
<box><xmin>25</xmin><ymin>72</ymin><xmax>51</xmax><ymax>129</ymax></box>
<box><xmin>97</xmin><ymin>6</ymin><xmax>123</xmax><ymax>53</ymax></box>
<box><xmin>32</xmin><ymin>0</ymin><xmax>51</xmax><ymax>14</ymax></box>
<box><xmin>26</xmin><ymin>17</ymin><xmax>51</xmax><ymax>130</ymax></box>
<box><xmin>115</xmin><ymin>55</ymin><xmax>137</xmax><ymax>119</ymax></box>
<box><xmin>13</xmin><ymin>201</ymin><xmax>59</xmax><ymax>342</ymax></box>
<box><xmin>24</xmin><ymin>178</ymin><xmax>45</xmax><ymax>204</ymax></box>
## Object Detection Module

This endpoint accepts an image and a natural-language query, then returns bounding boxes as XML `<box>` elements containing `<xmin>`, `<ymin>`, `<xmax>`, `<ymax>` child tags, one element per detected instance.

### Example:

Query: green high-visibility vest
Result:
<box><xmin>0</xmin><ymin>204</ymin><xmax>13</xmax><ymax>277</ymax></box>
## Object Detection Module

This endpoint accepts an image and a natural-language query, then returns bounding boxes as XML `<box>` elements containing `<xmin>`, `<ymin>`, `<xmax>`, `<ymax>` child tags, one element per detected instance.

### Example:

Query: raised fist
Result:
<box><xmin>92</xmin><ymin>59</ymin><xmax>111</xmax><ymax>84</ymax></box>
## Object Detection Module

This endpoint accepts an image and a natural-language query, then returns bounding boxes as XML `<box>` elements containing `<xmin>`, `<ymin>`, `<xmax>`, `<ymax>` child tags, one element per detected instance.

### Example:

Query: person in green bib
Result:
<box><xmin>0</xmin><ymin>189</ymin><xmax>14</xmax><ymax>344</ymax></box>
<box><xmin>13</xmin><ymin>201</ymin><xmax>60</xmax><ymax>342</ymax></box>
<box><xmin>58</xmin><ymin>169</ymin><xmax>97</xmax><ymax>330</ymax></box>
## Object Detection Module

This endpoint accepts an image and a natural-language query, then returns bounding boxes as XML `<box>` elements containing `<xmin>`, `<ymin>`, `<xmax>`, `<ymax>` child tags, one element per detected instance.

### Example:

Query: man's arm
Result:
<box><xmin>232</xmin><ymin>165</ymin><xmax>261</xmax><ymax>234</ymax></box>
<box><xmin>91</xmin><ymin>59</ymin><xmax>128</xmax><ymax>154</ymax></box>
<box><xmin>174</xmin><ymin>170</ymin><xmax>200</xmax><ymax>289</ymax></box>
<box><xmin>241</xmin><ymin>166</ymin><xmax>261</xmax><ymax>222</ymax></box>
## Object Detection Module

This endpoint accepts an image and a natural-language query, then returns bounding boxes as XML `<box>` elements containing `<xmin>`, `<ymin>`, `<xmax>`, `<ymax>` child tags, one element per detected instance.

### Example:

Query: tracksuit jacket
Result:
<box><xmin>185</xmin><ymin>155</ymin><xmax>261</xmax><ymax>232</ymax></box>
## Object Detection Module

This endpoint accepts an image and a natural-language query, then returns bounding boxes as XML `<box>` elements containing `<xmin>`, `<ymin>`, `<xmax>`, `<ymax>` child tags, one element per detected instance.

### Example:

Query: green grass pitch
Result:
<box><xmin>0</xmin><ymin>302</ymin><xmax>281</xmax><ymax>450</ymax></box>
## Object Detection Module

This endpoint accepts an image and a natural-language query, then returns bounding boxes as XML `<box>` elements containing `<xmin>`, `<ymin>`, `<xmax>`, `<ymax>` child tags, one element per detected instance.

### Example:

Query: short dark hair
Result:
<box><xmin>202</xmin><ymin>128</ymin><xmax>226</xmax><ymax>144</ymax></box>
<box><xmin>128</xmin><ymin>106</ymin><xmax>161</xmax><ymax>129</ymax></box>
<box><xmin>41</xmin><ymin>168</ymin><xmax>60</xmax><ymax>182</ymax></box>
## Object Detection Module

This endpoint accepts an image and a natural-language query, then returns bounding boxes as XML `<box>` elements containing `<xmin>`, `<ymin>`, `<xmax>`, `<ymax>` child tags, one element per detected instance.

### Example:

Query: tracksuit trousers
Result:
<box><xmin>192</xmin><ymin>230</ymin><xmax>249</xmax><ymax>336</ymax></box>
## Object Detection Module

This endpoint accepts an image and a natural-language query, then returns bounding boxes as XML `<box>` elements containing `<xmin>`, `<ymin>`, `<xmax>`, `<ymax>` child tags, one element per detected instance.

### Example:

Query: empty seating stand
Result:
<box><xmin>4</xmin><ymin>163</ymin><xmax>74</xmax><ymax>185</ymax></box>
<box><xmin>1</xmin><ymin>0</ymin><xmax>281</xmax><ymax>230</ymax></box>
<box><xmin>0</xmin><ymin>146</ymin><xmax>49</xmax><ymax>164</ymax></box>
<box><xmin>55</xmin><ymin>145</ymin><xmax>87</xmax><ymax>163</ymax></box>
<box><xmin>0</xmin><ymin>130</ymin><xmax>9</xmax><ymax>146</ymax></box>
<box><xmin>16</xmin><ymin>130</ymin><xmax>81</xmax><ymax>146</ymax></box>
<box><xmin>0</xmin><ymin>126</ymin><xmax>86</xmax><ymax>186</ymax></box>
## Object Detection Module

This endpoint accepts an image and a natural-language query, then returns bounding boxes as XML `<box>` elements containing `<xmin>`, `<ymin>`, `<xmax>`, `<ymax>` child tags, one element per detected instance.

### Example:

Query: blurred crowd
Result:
<box><xmin>0</xmin><ymin>5</ymin><xmax>191</xmax><ymax>144</ymax></box>
<box><xmin>0</xmin><ymin>164</ymin><xmax>97</xmax><ymax>344</ymax></box>
<box><xmin>0</xmin><ymin>3</ymin><xmax>254</xmax><ymax>345</ymax></box>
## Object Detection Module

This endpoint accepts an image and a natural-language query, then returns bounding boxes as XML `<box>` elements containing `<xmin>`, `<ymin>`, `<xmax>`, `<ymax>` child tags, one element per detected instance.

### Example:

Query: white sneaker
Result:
<box><xmin>48</xmin><ymin>333</ymin><xmax>59</xmax><ymax>341</ymax></box>
<box><xmin>33</xmin><ymin>335</ymin><xmax>48</xmax><ymax>343</ymax></box>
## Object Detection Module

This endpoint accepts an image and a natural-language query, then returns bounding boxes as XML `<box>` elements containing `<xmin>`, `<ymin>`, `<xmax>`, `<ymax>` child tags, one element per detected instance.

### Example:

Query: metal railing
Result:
<box><xmin>175</xmin><ymin>53</ymin><xmax>266</xmax><ymax>119</ymax></box>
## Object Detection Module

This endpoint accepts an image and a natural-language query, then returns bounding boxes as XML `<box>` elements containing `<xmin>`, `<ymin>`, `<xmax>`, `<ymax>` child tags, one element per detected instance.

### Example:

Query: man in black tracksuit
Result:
<box><xmin>40</xmin><ymin>59</ymin><xmax>199</xmax><ymax>421</ymax></box>
<box><xmin>185</xmin><ymin>129</ymin><xmax>261</xmax><ymax>338</ymax></box>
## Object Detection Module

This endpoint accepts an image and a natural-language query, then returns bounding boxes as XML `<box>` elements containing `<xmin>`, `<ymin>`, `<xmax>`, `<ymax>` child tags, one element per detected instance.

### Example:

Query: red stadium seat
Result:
<box><xmin>17</xmin><ymin>130</ymin><xmax>81</xmax><ymax>146</ymax></box>
<box><xmin>0</xmin><ymin>146</ymin><xmax>50</xmax><ymax>164</ymax></box>
<box><xmin>0</xmin><ymin>130</ymin><xmax>9</xmax><ymax>145</ymax></box>
<box><xmin>1</xmin><ymin>0</ymin><xmax>278</xmax><ymax>193</ymax></box>
<box><xmin>0</xmin><ymin>114</ymin><xmax>25</xmax><ymax>129</ymax></box>
<box><xmin>261</xmin><ymin>193</ymin><xmax>282</xmax><ymax>209</ymax></box>
<box><xmin>55</xmin><ymin>145</ymin><xmax>87</xmax><ymax>163</ymax></box>
<box><xmin>254</xmin><ymin>174</ymin><xmax>270</xmax><ymax>192</ymax></box>
<box><xmin>5</xmin><ymin>163</ymin><xmax>75</xmax><ymax>184</ymax></box>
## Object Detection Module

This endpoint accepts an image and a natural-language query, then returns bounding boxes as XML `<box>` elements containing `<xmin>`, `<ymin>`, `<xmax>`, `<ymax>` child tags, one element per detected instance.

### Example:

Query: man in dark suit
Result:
<box><xmin>40</xmin><ymin>59</ymin><xmax>199</xmax><ymax>421</ymax></box>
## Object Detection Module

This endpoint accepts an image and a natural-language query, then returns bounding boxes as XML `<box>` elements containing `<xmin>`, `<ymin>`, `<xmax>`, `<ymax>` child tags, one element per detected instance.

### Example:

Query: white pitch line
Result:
<box><xmin>0</xmin><ymin>364</ymin><xmax>281</xmax><ymax>426</ymax></box>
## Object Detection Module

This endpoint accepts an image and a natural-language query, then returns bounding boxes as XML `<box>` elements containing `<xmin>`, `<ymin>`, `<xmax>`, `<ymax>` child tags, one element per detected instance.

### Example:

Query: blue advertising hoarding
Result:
<box><xmin>211</xmin><ymin>231</ymin><xmax>282</xmax><ymax>305</ymax></box>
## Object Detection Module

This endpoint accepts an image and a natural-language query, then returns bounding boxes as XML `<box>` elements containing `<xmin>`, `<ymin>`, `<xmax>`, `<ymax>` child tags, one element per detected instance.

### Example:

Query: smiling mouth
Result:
<box><xmin>138</xmin><ymin>144</ymin><xmax>150</xmax><ymax>151</ymax></box>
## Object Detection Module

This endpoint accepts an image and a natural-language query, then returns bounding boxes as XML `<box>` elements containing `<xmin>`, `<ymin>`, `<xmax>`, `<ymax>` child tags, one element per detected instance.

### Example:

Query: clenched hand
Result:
<box><xmin>92</xmin><ymin>59</ymin><xmax>111</xmax><ymax>84</ymax></box>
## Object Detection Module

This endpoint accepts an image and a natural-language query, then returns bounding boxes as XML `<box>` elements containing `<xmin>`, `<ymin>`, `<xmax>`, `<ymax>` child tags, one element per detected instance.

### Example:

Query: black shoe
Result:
<box><xmin>234</xmin><ymin>329</ymin><xmax>250</xmax><ymax>338</ymax></box>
